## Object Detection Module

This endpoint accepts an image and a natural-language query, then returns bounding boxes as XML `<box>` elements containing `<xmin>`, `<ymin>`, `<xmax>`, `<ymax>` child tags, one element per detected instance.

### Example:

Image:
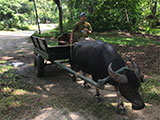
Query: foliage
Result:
<box><xmin>36</xmin><ymin>0</ymin><xmax>58</xmax><ymax>23</ymax></box>
<box><xmin>0</xmin><ymin>0</ymin><xmax>32</xmax><ymax>30</ymax></box>
<box><xmin>0</xmin><ymin>0</ymin><xmax>159</xmax><ymax>32</ymax></box>
<box><xmin>61</xmin><ymin>0</ymin><xmax>160</xmax><ymax>33</ymax></box>
<box><xmin>149</xmin><ymin>27</ymin><xmax>160</xmax><ymax>35</ymax></box>
<box><xmin>0</xmin><ymin>0</ymin><xmax>58</xmax><ymax>30</ymax></box>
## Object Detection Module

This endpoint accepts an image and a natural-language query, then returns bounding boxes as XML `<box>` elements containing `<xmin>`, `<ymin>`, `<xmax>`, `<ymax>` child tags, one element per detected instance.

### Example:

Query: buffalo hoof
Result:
<box><xmin>117</xmin><ymin>103</ymin><xmax>126</xmax><ymax>115</ymax></box>
<box><xmin>84</xmin><ymin>84</ymin><xmax>91</xmax><ymax>89</ymax></box>
<box><xmin>72</xmin><ymin>76</ymin><xmax>76</xmax><ymax>82</ymax></box>
<box><xmin>94</xmin><ymin>95</ymin><xmax>102</xmax><ymax>102</ymax></box>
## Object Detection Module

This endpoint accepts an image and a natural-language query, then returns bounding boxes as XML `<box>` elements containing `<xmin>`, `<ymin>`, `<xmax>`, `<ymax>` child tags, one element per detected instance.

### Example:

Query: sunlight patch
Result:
<box><xmin>0</xmin><ymin>56</ymin><xmax>14</xmax><ymax>60</ymax></box>
<box><xmin>0</xmin><ymin>66</ymin><xmax>14</xmax><ymax>74</ymax></box>
<box><xmin>12</xmin><ymin>89</ymin><xmax>37</xmax><ymax>96</ymax></box>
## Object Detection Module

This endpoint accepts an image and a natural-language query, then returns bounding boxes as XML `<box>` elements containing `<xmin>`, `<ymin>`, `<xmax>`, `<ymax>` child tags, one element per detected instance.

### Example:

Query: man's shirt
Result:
<box><xmin>73</xmin><ymin>21</ymin><xmax>92</xmax><ymax>39</ymax></box>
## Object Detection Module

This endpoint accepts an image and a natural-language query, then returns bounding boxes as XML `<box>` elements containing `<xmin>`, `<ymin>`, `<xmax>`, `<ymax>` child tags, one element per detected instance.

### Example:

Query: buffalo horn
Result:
<box><xmin>130</xmin><ymin>60</ymin><xmax>140</xmax><ymax>78</ymax></box>
<box><xmin>108</xmin><ymin>63</ymin><xmax>128</xmax><ymax>84</ymax></box>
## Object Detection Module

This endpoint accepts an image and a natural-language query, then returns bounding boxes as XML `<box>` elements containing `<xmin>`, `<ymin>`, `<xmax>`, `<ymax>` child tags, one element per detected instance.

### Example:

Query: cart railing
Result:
<box><xmin>31</xmin><ymin>36</ymin><xmax>49</xmax><ymax>53</ymax></box>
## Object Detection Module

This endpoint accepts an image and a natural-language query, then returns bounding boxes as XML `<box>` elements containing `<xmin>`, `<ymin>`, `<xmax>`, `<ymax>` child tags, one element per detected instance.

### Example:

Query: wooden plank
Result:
<box><xmin>34</xmin><ymin>48</ymin><xmax>49</xmax><ymax>59</ymax></box>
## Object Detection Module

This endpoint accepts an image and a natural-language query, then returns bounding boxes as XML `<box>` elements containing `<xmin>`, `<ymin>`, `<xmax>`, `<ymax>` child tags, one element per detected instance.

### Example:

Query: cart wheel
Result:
<box><xmin>34</xmin><ymin>55</ymin><xmax>44</xmax><ymax>77</ymax></box>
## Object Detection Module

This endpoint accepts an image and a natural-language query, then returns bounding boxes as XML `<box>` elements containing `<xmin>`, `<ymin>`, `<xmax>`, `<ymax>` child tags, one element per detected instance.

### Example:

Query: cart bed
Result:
<box><xmin>31</xmin><ymin>36</ymin><xmax>73</xmax><ymax>62</ymax></box>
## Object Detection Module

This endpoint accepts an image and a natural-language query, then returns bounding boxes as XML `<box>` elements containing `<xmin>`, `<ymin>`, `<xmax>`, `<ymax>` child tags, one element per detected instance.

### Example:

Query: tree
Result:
<box><xmin>54</xmin><ymin>0</ymin><xmax>63</xmax><ymax>33</ymax></box>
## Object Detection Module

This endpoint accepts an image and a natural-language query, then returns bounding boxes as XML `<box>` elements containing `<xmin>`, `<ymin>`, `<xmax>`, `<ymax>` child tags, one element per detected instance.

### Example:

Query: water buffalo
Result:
<box><xmin>70</xmin><ymin>40</ymin><xmax>145</xmax><ymax>114</ymax></box>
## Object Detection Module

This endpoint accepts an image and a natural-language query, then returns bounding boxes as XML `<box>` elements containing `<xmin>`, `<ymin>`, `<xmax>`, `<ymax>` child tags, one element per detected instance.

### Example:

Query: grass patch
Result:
<box><xmin>48</xmin><ymin>40</ymin><xmax>58</xmax><ymax>47</ymax></box>
<box><xmin>91</xmin><ymin>34</ymin><xmax>160</xmax><ymax>46</ymax></box>
<box><xmin>0</xmin><ymin>65</ymin><xmax>14</xmax><ymax>74</ymax></box>
<box><xmin>143</xmin><ymin>75</ymin><xmax>160</xmax><ymax>104</ymax></box>
<box><xmin>51</xmin><ymin>94</ymin><xmax>116</xmax><ymax>120</ymax></box>
<box><xmin>0</xmin><ymin>60</ymin><xmax>6</xmax><ymax>64</ymax></box>
<box><xmin>0</xmin><ymin>68</ymin><xmax>42</xmax><ymax>119</ymax></box>
<box><xmin>33</xmin><ymin>28</ymin><xmax>160</xmax><ymax>47</ymax></box>
<box><xmin>149</xmin><ymin>27</ymin><xmax>160</xmax><ymax>36</ymax></box>
<box><xmin>33</xmin><ymin>29</ymin><xmax>60</xmax><ymax>38</ymax></box>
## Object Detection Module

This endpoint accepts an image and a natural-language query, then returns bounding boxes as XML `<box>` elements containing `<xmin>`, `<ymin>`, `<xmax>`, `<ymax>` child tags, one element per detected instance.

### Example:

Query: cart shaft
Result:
<box><xmin>54</xmin><ymin>61</ymin><xmax>103</xmax><ymax>89</ymax></box>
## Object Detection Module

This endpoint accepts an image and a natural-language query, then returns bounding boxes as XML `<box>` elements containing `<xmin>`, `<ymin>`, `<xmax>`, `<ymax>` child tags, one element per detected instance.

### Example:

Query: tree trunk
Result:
<box><xmin>70</xmin><ymin>0</ymin><xmax>73</xmax><ymax>20</ymax></box>
<box><xmin>152</xmin><ymin>0</ymin><xmax>157</xmax><ymax>15</ymax></box>
<box><xmin>59</xmin><ymin>4</ymin><xmax>63</xmax><ymax>33</ymax></box>
<box><xmin>124</xmin><ymin>6</ymin><xmax>131</xmax><ymax>32</ymax></box>
<box><xmin>54</xmin><ymin>0</ymin><xmax>63</xmax><ymax>33</ymax></box>
<box><xmin>33</xmin><ymin>0</ymin><xmax>41</xmax><ymax>34</ymax></box>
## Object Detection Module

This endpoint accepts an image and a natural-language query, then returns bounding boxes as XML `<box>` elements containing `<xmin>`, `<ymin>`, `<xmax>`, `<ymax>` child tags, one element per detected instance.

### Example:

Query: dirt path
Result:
<box><xmin>0</xmin><ymin>30</ymin><xmax>160</xmax><ymax>120</ymax></box>
<box><xmin>0</xmin><ymin>29</ymin><xmax>101</xmax><ymax>120</ymax></box>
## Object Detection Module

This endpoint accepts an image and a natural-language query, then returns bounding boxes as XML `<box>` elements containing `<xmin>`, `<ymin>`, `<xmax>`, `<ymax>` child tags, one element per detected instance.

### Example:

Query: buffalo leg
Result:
<box><xmin>72</xmin><ymin>75</ymin><xmax>77</xmax><ymax>82</ymax></box>
<box><xmin>115</xmin><ymin>86</ymin><xmax>126</xmax><ymax>115</ymax></box>
<box><xmin>96</xmin><ymin>87</ymin><xmax>100</xmax><ymax>97</ymax></box>
<box><xmin>69</xmin><ymin>59</ymin><xmax>78</xmax><ymax>82</ymax></box>
<box><xmin>82</xmin><ymin>72</ymin><xmax>91</xmax><ymax>88</ymax></box>
<box><xmin>92</xmin><ymin>76</ymin><xmax>101</xmax><ymax>102</ymax></box>
<box><xmin>94</xmin><ymin>87</ymin><xmax>101</xmax><ymax>102</ymax></box>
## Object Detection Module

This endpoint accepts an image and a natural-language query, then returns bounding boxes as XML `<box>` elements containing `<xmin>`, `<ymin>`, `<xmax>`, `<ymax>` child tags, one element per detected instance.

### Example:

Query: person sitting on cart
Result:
<box><xmin>70</xmin><ymin>12</ymin><xmax>92</xmax><ymax>43</ymax></box>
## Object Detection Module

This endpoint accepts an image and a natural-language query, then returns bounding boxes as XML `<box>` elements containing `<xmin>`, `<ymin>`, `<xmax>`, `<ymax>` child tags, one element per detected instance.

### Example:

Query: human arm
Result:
<box><xmin>84</xmin><ymin>28</ymin><xmax>92</xmax><ymax>34</ymax></box>
<box><xmin>84</xmin><ymin>23</ymin><xmax>92</xmax><ymax>34</ymax></box>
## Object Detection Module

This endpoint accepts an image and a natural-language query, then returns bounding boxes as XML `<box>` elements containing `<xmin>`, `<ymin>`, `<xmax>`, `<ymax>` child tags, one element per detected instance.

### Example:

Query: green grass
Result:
<box><xmin>33</xmin><ymin>29</ymin><xmax>60</xmax><ymax>38</ymax></box>
<box><xmin>149</xmin><ymin>27</ymin><xmax>160</xmax><ymax>36</ymax></box>
<box><xmin>33</xmin><ymin>28</ymin><xmax>160</xmax><ymax>46</ymax></box>
<box><xmin>0</xmin><ymin>67</ymin><xmax>42</xmax><ymax>119</ymax></box>
<box><xmin>91</xmin><ymin>34</ymin><xmax>160</xmax><ymax>46</ymax></box>
<box><xmin>51</xmin><ymin>94</ymin><xmax>116</xmax><ymax>120</ymax></box>
<box><xmin>0</xmin><ymin>65</ymin><xmax>14</xmax><ymax>74</ymax></box>
<box><xmin>0</xmin><ymin>60</ymin><xmax>6</xmax><ymax>64</ymax></box>
<box><xmin>48</xmin><ymin>40</ymin><xmax>58</xmax><ymax>47</ymax></box>
<box><xmin>143</xmin><ymin>75</ymin><xmax>160</xmax><ymax>104</ymax></box>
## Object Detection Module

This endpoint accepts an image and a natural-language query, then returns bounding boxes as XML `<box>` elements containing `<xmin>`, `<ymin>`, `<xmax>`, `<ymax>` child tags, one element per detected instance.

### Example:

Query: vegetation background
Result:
<box><xmin>0</xmin><ymin>0</ymin><xmax>159</xmax><ymax>35</ymax></box>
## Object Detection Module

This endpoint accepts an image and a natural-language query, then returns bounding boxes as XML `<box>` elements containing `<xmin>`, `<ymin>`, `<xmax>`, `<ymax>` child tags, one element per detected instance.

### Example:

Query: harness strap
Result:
<box><xmin>75</xmin><ymin>72</ymin><xmax>80</xmax><ymax>79</ymax></box>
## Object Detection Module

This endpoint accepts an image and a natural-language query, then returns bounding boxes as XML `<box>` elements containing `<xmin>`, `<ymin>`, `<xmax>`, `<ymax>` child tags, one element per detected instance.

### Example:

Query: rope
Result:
<box><xmin>75</xmin><ymin>72</ymin><xmax>80</xmax><ymax>79</ymax></box>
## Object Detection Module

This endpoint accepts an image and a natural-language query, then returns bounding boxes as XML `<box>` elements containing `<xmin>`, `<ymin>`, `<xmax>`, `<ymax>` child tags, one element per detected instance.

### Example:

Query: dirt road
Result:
<box><xmin>0</xmin><ymin>28</ymin><xmax>160</xmax><ymax>120</ymax></box>
<box><xmin>0</xmin><ymin>27</ymin><xmax>102</xmax><ymax>120</ymax></box>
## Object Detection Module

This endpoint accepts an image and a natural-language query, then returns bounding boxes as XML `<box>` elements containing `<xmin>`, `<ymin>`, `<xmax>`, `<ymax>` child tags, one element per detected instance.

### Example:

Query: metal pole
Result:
<box><xmin>97</xmin><ymin>67</ymin><xmax>130</xmax><ymax>86</ymax></box>
<box><xmin>33</xmin><ymin>0</ymin><xmax>41</xmax><ymax>34</ymax></box>
<box><xmin>54</xmin><ymin>61</ymin><xmax>130</xmax><ymax>89</ymax></box>
<box><xmin>54</xmin><ymin>61</ymin><xmax>103</xmax><ymax>89</ymax></box>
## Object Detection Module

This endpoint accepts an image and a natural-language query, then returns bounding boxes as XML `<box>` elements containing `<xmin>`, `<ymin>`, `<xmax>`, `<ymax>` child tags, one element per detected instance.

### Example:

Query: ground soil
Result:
<box><xmin>0</xmin><ymin>29</ymin><xmax>160</xmax><ymax>120</ymax></box>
